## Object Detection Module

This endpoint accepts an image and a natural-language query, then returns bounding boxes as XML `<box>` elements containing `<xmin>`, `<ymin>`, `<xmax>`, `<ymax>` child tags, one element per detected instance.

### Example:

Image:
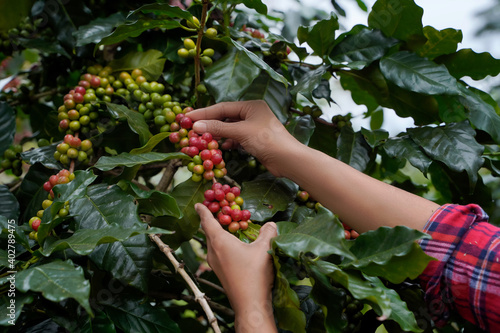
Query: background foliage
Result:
<box><xmin>0</xmin><ymin>0</ymin><xmax>499</xmax><ymax>332</ymax></box>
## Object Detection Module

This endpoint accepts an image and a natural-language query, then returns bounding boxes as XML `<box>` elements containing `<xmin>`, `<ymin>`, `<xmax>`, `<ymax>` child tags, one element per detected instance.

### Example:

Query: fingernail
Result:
<box><xmin>193</xmin><ymin>121</ymin><xmax>207</xmax><ymax>133</ymax></box>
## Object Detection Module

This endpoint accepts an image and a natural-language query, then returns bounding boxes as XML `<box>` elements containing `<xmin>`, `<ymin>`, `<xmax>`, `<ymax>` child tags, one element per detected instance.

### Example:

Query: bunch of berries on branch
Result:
<box><xmin>54</xmin><ymin>134</ymin><xmax>93</xmax><ymax>166</ymax></box>
<box><xmin>203</xmin><ymin>182</ymin><xmax>251</xmax><ymax>233</ymax></box>
<box><xmin>29</xmin><ymin>169</ymin><xmax>75</xmax><ymax>241</ymax></box>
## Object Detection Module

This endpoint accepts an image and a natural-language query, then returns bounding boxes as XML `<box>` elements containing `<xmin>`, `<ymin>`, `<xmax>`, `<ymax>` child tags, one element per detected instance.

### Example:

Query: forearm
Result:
<box><xmin>280</xmin><ymin>143</ymin><xmax>439</xmax><ymax>232</ymax></box>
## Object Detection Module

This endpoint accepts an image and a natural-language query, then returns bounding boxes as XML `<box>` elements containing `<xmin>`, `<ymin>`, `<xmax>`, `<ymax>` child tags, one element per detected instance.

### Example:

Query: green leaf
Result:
<box><xmin>380</xmin><ymin>51</ymin><xmax>461</xmax><ymax>95</ymax></box>
<box><xmin>240</xmin><ymin>0</ymin><xmax>267</xmax><ymax>15</ymax></box>
<box><xmin>71</xmin><ymin>184</ymin><xmax>154</xmax><ymax>292</ymax></box>
<box><xmin>151</xmin><ymin>180</ymin><xmax>210</xmax><ymax>250</ymax></box>
<box><xmin>16</xmin><ymin>260</ymin><xmax>92</xmax><ymax>315</ymax></box>
<box><xmin>408</xmin><ymin>122</ymin><xmax>484</xmax><ymax>188</ymax></box>
<box><xmin>290</xmin><ymin>65</ymin><xmax>328</xmax><ymax>102</ymax></box>
<box><xmin>330</xmin><ymin>28</ymin><xmax>398</xmax><ymax>69</ymax></box>
<box><xmin>0</xmin><ymin>217</ymin><xmax>30</xmax><ymax>252</ymax></box>
<box><xmin>272</xmin><ymin>208</ymin><xmax>354</xmax><ymax>260</ymax></box>
<box><xmin>368</xmin><ymin>0</ymin><xmax>424</xmax><ymax>42</ymax></box>
<box><xmin>224</xmin><ymin>37</ymin><xmax>288</xmax><ymax>85</ymax></box>
<box><xmin>204</xmin><ymin>47</ymin><xmax>260</xmax><ymax>102</ymax></box>
<box><xmin>40</xmin><ymin>224</ymin><xmax>172</xmax><ymax>256</ymax></box>
<box><xmin>364</xmin><ymin>274</ymin><xmax>423</xmax><ymax>332</ymax></box>
<box><xmin>437</xmin><ymin>48</ymin><xmax>500</xmax><ymax>81</ymax></box>
<box><xmin>130</xmin><ymin>132</ymin><xmax>171</xmax><ymax>154</ymax></box>
<box><xmin>97</xmin><ymin>18</ymin><xmax>182</xmax><ymax>51</ymax></box>
<box><xmin>94</xmin><ymin>151</ymin><xmax>188</xmax><ymax>171</ymax></box>
<box><xmin>459</xmin><ymin>85</ymin><xmax>500</xmax><ymax>144</ymax></box>
<box><xmin>0</xmin><ymin>185</ymin><xmax>19</xmax><ymax>221</ymax></box>
<box><xmin>100</xmin><ymin>294</ymin><xmax>180</xmax><ymax>333</ymax></box>
<box><xmin>75</xmin><ymin>12</ymin><xmax>126</xmax><ymax>46</ymax></box>
<box><xmin>126</xmin><ymin>182</ymin><xmax>182</xmax><ymax>218</ymax></box>
<box><xmin>339</xmin><ymin>72</ymin><xmax>383</xmax><ymax>113</ymax></box>
<box><xmin>241</xmin><ymin>71</ymin><xmax>291</xmax><ymax>123</ymax></box>
<box><xmin>0</xmin><ymin>102</ymin><xmax>16</xmax><ymax>157</ymax></box>
<box><xmin>108</xmin><ymin>50</ymin><xmax>167</xmax><ymax>82</ymax></box>
<box><xmin>286</xmin><ymin>115</ymin><xmax>315</xmax><ymax>146</ymax></box>
<box><xmin>360</xmin><ymin>128</ymin><xmax>389</xmax><ymax>148</ymax></box>
<box><xmin>383</xmin><ymin>135</ymin><xmax>432</xmax><ymax>174</ymax></box>
<box><xmin>21</xmin><ymin>143</ymin><xmax>62</xmax><ymax>170</ymax></box>
<box><xmin>106</xmin><ymin>102</ymin><xmax>152</xmax><ymax>145</ymax></box>
<box><xmin>297</xmin><ymin>14</ymin><xmax>339</xmax><ymax>57</ymax></box>
<box><xmin>127</xmin><ymin>3</ymin><xmax>193</xmax><ymax>21</ymax></box>
<box><xmin>417</xmin><ymin>26</ymin><xmax>462</xmax><ymax>60</ymax></box>
<box><xmin>341</xmin><ymin>226</ymin><xmax>433</xmax><ymax>284</ymax></box>
<box><xmin>241</xmin><ymin>176</ymin><xmax>296</xmax><ymax>222</ymax></box>
<box><xmin>337</xmin><ymin>127</ymin><xmax>371</xmax><ymax>172</ymax></box>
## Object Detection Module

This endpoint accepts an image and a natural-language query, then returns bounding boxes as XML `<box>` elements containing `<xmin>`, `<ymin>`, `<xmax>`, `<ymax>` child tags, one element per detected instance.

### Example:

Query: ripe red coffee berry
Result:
<box><xmin>230</xmin><ymin>187</ymin><xmax>241</xmax><ymax>197</ymax></box>
<box><xmin>212</xmin><ymin>182</ymin><xmax>223</xmax><ymax>191</ymax></box>
<box><xmin>211</xmin><ymin>154</ymin><xmax>223</xmax><ymax>165</ymax></box>
<box><xmin>186</xmin><ymin>146</ymin><xmax>199</xmax><ymax>157</ymax></box>
<box><xmin>75</xmin><ymin>86</ymin><xmax>86</xmax><ymax>95</ymax></box>
<box><xmin>203</xmin><ymin>170</ymin><xmax>214</xmax><ymax>180</ymax></box>
<box><xmin>214</xmin><ymin>189</ymin><xmax>225</xmax><ymax>201</ymax></box>
<box><xmin>207</xmin><ymin>140</ymin><xmax>219</xmax><ymax>150</ymax></box>
<box><xmin>241</xmin><ymin>209</ymin><xmax>251</xmax><ymax>221</ymax></box>
<box><xmin>239</xmin><ymin>220</ymin><xmax>249</xmax><ymax>231</ymax></box>
<box><xmin>225</xmin><ymin>192</ymin><xmax>235</xmax><ymax>202</ymax></box>
<box><xmin>43</xmin><ymin>181</ymin><xmax>53</xmax><ymax>192</ymax></box>
<box><xmin>200</xmin><ymin>149</ymin><xmax>212</xmax><ymax>161</ymax></box>
<box><xmin>175</xmin><ymin>113</ymin><xmax>185</xmax><ymax>122</ymax></box>
<box><xmin>219</xmin><ymin>214</ymin><xmax>232</xmax><ymax>226</ymax></box>
<box><xmin>70</xmin><ymin>137</ymin><xmax>81</xmax><ymax>148</ymax></box>
<box><xmin>208</xmin><ymin>202</ymin><xmax>220</xmax><ymax>213</ymax></box>
<box><xmin>59</xmin><ymin>119</ymin><xmax>69</xmax><ymax>129</ymax></box>
<box><xmin>204</xmin><ymin>189</ymin><xmax>215</xmax><ymax>201</ymax></box>
<box><xmin>228</xmin><ymin>221</ymin><xmax>240</xmax><ymax>233</ymax></box>
<box><xmin>203</xmin><ymin>159</ymin><xmax>213</xmax><ymax>170</ymax></box>
<box><xmin>221</xmin><ymin>206</ymin><xmax>232</xmax><ymax>215</ymax></box>
<box><xmin>219</xmin><ymin>199</ymin><xmax>229</xmax><ymax>207</ymax></box>
<box><xmin>169</xmin><ymin>132</ymin><xmax>180</xmax><ymax>143</ymax></box>
<box><xmin>180</xmin><ymin>117</ymin><xmax>193</xmax><ymax>129</ymax></box>
<box><xmin>31</xmin><ymin>218</ymin><xmax>41</xmax><ymax>231</ymax></box>
<box><xmin>231</xmin><ymin>208</ymin><xmax>242</xmax><ymax>221</ymax></box>
<box><xmin>49</xmin><ymin>175</ymin><xmax>59</xmax><ymax>186</ymax></box>
<box><xmin>222</xmin><ymin>184</ymin><xmax>231</xmax><ymax>193</ymax></box>
<box><xmin>201</xmin><ymin>132</ymin><xmax>212</xmax><ymax>142</ymax></box>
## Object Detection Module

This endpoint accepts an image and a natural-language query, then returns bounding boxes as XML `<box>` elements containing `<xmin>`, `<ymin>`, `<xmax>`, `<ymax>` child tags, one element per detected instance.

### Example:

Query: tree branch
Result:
<box><xmin>149</xmin><ymin>232</ymin><xmax>223</xmax><ymax>333</ymax></box>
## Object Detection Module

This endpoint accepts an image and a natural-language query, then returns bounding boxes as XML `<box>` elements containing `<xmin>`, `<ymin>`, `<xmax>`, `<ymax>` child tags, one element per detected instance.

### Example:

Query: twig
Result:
<box><xmin>155</xmin><ymin>159</ymin><xmax>182</xmax><ymax>192</ymax></box>
<box><xmin>149</xmin><ymin>291</ymin><xmax>235</xmax><ymax>318</ymax></box>
<box><xmin>149</xmin><ymin>232</ymin><xmax>223</xmax><ymax>333</ymax></box>
<box><xmin>8</xmin><ymin>180</ymin><xmax>22</xmax><ymax>192</ymax></box>
<box><xmin>152</xmin><ymin>269</ymin><xmax>226</xmax><ymax>295</ymax></box>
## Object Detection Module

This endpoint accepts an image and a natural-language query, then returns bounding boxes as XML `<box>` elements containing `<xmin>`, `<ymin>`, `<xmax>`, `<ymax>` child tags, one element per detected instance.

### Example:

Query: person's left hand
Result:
<box><xmin>195</xmin><ymin>203</ymin><xmax>278</xmax><ymax>332</ymax></box>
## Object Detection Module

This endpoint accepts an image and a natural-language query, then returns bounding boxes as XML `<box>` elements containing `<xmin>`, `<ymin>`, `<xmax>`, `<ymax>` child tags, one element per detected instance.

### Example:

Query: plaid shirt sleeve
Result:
<box><xmin>418</xmin><ymin>203</ymin><xmax>500</xmax><ymax>331</ymax></box>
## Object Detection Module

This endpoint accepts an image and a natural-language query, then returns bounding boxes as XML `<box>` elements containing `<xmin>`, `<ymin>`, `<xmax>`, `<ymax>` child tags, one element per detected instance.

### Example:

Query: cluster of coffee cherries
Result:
<box><xmin>342</xmin><ymin>223</ymin><xmax>359</xmax><ymax>240</ymax></box>
<box><xmin>331</xmin><ymin>114</ymin><xmax>353</xmax><ymax>139</ymax></box>
<box><xmin>177</xmin><ymin>37</ymin><xmax>215</xmax><ymax>67</ymax></box>
<box><xmin>28</xmin><ymin>169</ymin><xmax>75</xmax><ymax>241</ymax></box>
<box><xmin>0</xmin><ymin>16</ymin><xmax>45</xmax><ymax>53</ymax></box>
<box><xmin>54</xmin><ymin>134</ymin><xmax>93</xmax><ymax>166</ymax></box>
<box><xmin>303</xmin><ymin>105</ymin><xmax>323</xmax><ymax>118</ymax></box>
<box><xmin>296</xmin><ymin>189</ymin><xmax>321</xmax><ymax>210</ymax></box>
<box><xmin>57</xmin><ymin>67</ymin><xmax>111</xmax><ymax>135</ymax></box>
<box><xmin>202</xmin><ymin>182</ymin><xmax>251</xmax><ymax>233</ymax></box>
<box><xmin>0</xmin><ymin>145</ymin><xmax>23</xmax><ymax>176</ymax></box>
<box><xmin>340</xmin><ymin>295</ymin><xmax>364</xmax><ymax>332</ymax></box>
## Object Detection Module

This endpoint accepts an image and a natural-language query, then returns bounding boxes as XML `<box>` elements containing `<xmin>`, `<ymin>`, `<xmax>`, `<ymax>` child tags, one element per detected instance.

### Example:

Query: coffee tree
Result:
<box><xmin>1</xmin><ymin>0</ymin><xmax>499</xmax><ymax>332</ymax></box>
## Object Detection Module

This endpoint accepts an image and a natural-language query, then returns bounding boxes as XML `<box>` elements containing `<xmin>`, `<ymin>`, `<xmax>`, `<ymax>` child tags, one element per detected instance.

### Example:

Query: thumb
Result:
<box><xmin>253</xmin><ymin>222</ymin><xmax>278</xmax><ymax>248</ymax></box>
<box><xmin>193</xmin><ymin>120</ymin><xmax>243</xmax><ymax>140</ymax></box>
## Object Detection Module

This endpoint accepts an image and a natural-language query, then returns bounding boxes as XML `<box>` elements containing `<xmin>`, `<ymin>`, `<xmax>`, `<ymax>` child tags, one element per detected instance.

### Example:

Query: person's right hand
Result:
<box><xmin>188</xmin><ymin>100</ymin><xmax>299</xmax><ymax>178</ymax></box>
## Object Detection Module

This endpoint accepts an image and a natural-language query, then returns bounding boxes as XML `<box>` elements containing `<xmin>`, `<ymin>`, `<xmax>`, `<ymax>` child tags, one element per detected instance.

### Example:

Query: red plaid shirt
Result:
<box><xmin>418</xmin><ymin>204</ymin><xmax>500</xmax><ymax>331</ymax></box>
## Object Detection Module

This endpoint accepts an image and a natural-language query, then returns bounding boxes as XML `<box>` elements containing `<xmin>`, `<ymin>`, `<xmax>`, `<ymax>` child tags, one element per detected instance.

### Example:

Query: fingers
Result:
<box><xmin>253</xmin><ymin>222</ymin><xmax>278</xmax><ymax>248</ymax></box>
<box><xmin>195</xmin><ymin>203</ymin><xmax>223</xmax><ymax>240</ymax></box>
<box><xmin>188</xmin><ymin>101</ymin><xmax>250</xmax><ymax>122</ymax></box>
<box><xmin>192</xmin><ymin>119</ymin><xmax>244</xmax><ymax>140</ymax></box>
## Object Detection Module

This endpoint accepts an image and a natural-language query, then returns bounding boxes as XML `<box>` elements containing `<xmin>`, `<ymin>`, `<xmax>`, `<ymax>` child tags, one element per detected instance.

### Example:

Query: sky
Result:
<box><xmin>262</xmin><ymin>0</ymin><xmax>500</xmax><ymax>135</ymax></box>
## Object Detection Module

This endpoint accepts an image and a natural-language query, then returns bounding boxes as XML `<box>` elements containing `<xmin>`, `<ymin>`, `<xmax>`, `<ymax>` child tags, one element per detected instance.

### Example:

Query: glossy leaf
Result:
<box><xmin>106</xmin><ymin>102</ymin><xmax>152</xmax><ymax>145</ymax></box>
<box><xmin>337</xmin><ymin>127</ymin><xmax>372</xmax><ymax>172</ymax></box>
<box><xmin>272</xmin><ymin>208</ymin><xmax>354</xmax><ymax>260</ymax></box>
<box><xmin>380</xmin><ymin>51</ymin><xmax>462</xmax><ymax>95</ymax></box>
<box><xmin>459</xmin><ymin>85</ymin><xmax>500</xmax><ymax>144</ymax></box>
<box><xmin>40</xmin><ymin>224</ymin><xmax>172</xmax><ymax>256</ymax></box>
<box><xmin>0</xmin><ymin>185</ymin><xmax>19</xmax><ymax>221</ymax></box>
<box><xmin>0</xmin><ymin>102</ymin><xmax>16</xmax><ymax>157</ymax></box>
<box><xmin>71</xmin><ymin>184</ymin><xmax>154</xmax><ymax>292</ymax></box>
<box><xmin>330</xmin><ymin>28</ymin><xmax>398</xmax><ymax>68</ymax></box>
<box><xmin>417</xmin><ymin>26</ymin><xmax>462</xmax><ymax>59</ymax></box>
<box><xmin>0</xmin><ymin>216</ymin><xmax>30</xmax><ymax>251</ymax></box>
<box><xmin>286</xmin><ymin>115</ymin><xmax>315</xmax><ymax>146</ymax></box>
<box><xmin>383</xmin><ymin>135</ymin><xmax>432</xmax><ymax>174</ymax></box>
<box><xmin>437</xmin><ymin>48</ymin><xmax>500</xmax><ymax>80</ymax></box>
<box><xmin>16</xmin><ymin>260</ymin><xmax>92</xmax><ymax>314</ymax></box>
<box><xmin>94</xmin><ymin>151</ymin><xmax>188</xmax><ymax>171</ymax></box>
<box><xmin>126</xmin><ymin>182</ymin><xmax>182</xmax><ymax>218</ymax></box>
<box><xmin>408</xmin><ymin>122</ymin><xmax>484</xmax><ymax>188</ymax></box>
<box><xmin>100</xmin><ymin>294</ymin><xmax>180</xmax><ymax>333</ymax></box>
<box><xmin>290</xmin><ymin>65</ymin><xmax>328</xmax><ymax>103</ymax></box>
<box><xmin>368</xmin><ymin>0</ymin><xmax>424</xmax><ymax>42</ymax></box>
<box><xmin>127</xmin><ymin>3</ymin><xmax>193</xmax><ymax>21</ymax></box>
<box><xmin>75</xmin><ymin>13</ymin><xmax>126</xmax><ymax>46</ymax></box>
<box><xmin>205</xmin><ymin>47</ymin><xmax>260</xmax><ymax>102</ymax></box>
<box><xmin>241</xmin><ymin>71</ymin><xmax>291</xmax><ymax>123</ymax></box>
<box><xmin>339</xmin><ymin>71</ymin><xmax>383</xmax><ymax>113</ymax></box>
<box><xmin>0</xmin><ymin>292</ymin><xmax>33</xmax><ymax>326</ymax></box>
<box><xmin>360</xmin><ymin>128</ymin><xmax>389</xmax><ymax>148</ymax></box>
<box><xmin>152</xmin><ymin>179</ymin><xmax>210</xmax><ymax>250</ymax></box>
<box><xmin>241</xmin><ymin>176</ymin><xmax>296</xmax><ymax>222</ymax></box>
<box><xmin>341</xmin><ymin>226</ymin><xmax>434</xmax><ymax>284</ymax></box>
<box><xmin>108</xmin><ymin>50</ymin><xmax>167</xmax><ymax>82</ymax></box>
<box><xmin>297</xmin><ymin>14</ymin><xmax>339</xmax><ymax>57</ymax></box>
<box><xmin>21</xmin><ymin>143</ymin><xmax>62</xmax><ymax>170</ymax></box>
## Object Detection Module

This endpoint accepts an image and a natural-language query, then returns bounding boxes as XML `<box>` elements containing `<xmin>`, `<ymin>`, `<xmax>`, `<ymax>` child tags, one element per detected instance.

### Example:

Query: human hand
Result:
<box><xmin>195</xmin><ymin>202</ymin><xmax>278</xmax><ymax>332</ymax></box>
<box><xmin>188</xmin><ymin>100</ymin><xmax>299</xmax><ymax>178</ymax></box>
